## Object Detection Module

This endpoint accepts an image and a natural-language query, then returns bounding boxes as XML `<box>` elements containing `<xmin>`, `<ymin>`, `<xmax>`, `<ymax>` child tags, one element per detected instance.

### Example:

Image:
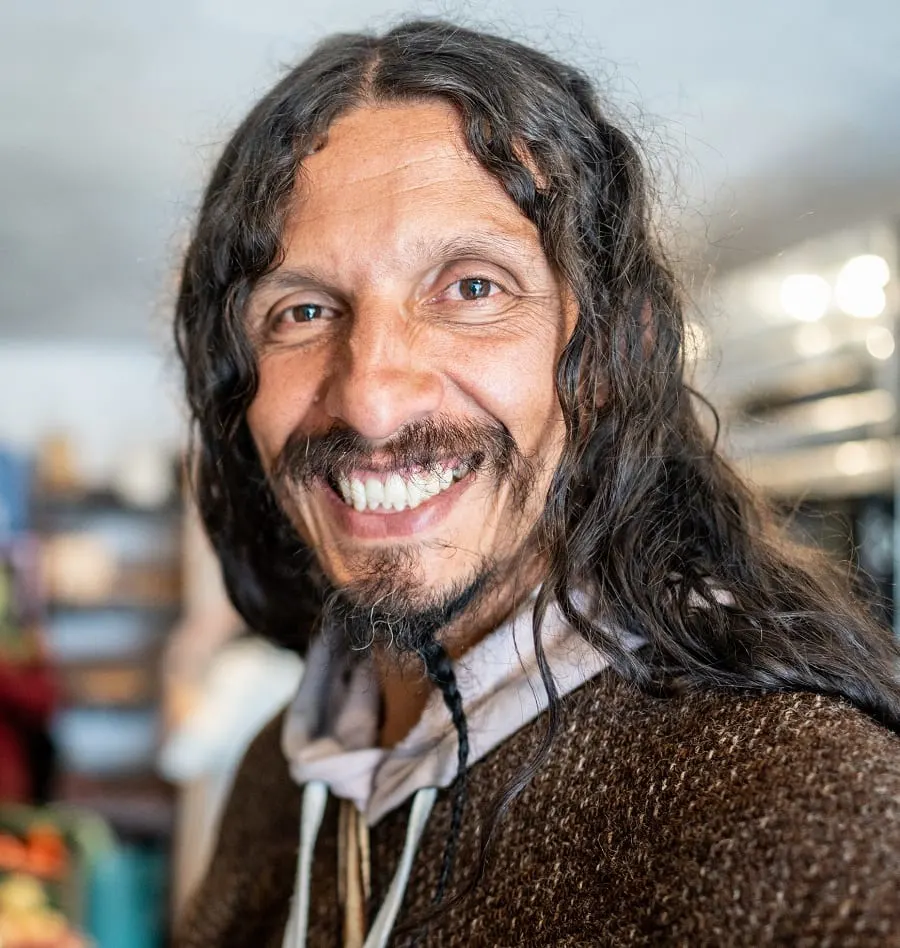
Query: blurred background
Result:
<box><xmin>1</xmin><ymin>0</ymin><xmax>898</xmax><ymax>944</ymax></box>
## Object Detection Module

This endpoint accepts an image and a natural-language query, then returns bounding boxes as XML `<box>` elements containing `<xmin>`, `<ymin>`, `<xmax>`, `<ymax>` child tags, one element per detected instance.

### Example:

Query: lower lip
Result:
<box><xmin>318</xmin><ymin>473</ymin><xmax>475</xmax><ymax>540</ymax></box>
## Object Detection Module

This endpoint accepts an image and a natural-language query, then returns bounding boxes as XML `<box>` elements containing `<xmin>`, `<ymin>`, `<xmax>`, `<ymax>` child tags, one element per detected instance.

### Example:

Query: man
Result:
<box><xmin>174</xmin><ymin>20</ymin><xmax>900</xmax><ymax>948</ymax></box>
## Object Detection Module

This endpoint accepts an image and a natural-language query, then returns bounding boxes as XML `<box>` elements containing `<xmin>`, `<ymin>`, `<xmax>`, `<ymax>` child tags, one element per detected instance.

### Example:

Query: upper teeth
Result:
<box><xmin>336</xmin><ymin>465</ymin><xmax>466</xmax><ymax>512</ymax></box>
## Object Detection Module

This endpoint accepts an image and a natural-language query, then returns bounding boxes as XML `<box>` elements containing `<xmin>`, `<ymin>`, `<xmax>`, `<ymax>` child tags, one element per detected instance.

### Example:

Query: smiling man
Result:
<box><xmin>174</xmin><ymin>20</ymin><xmax>900</xmax><ymax>948</ymax></box>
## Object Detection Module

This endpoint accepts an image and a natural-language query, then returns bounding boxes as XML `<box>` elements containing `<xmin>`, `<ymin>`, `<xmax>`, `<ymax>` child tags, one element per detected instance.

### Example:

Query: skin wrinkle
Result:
<box><xmin>245</xmin><ymin>101</ymin><xmax>576</xmax><ymax>745</ymax></box>
<box><xmin>246</xmin><ymin>231</ymin><xmax>546</xmax><ymax>325</ymax></box>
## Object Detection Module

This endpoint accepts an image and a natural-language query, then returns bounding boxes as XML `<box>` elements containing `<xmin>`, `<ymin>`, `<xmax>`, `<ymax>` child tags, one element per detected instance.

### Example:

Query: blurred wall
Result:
<box><xmin>0</xmin><ymin>343</ymin><xmax>183</xmax><ymax>485</ymax></box>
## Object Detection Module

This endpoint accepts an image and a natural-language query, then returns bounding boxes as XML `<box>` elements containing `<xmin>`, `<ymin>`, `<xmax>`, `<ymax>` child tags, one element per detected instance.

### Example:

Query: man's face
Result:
<box><xmin>245</xmin><ymin>101</ymin><xmax>575</xmax><ymax>616</ymax></box>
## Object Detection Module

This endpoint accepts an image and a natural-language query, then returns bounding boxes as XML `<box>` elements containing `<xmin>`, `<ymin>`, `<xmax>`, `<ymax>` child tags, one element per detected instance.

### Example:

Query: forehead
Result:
<box><xmin>282</xmin><ymin>100</ymin><xmax>541</xmax><ymax>268</ymax></box>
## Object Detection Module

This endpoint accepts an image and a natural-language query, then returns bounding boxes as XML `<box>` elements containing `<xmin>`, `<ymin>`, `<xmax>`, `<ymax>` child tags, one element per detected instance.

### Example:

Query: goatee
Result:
<box><xmin>319</xmin><ymin>553</ymin><xmax>492</xmax><ymax>658</ymax></box>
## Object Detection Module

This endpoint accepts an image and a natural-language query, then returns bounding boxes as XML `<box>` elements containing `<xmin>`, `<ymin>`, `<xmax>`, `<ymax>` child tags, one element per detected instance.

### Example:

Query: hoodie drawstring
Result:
<box><xmin>284</xmin><ymin>784</ymin><xmax>437</xmax><ymax>948</ymax></box>
<box><xmin>283</xmin><ymin>780</ymin><xmax>328</xmax><ymax>948</ymax></box>
<box><xmin>363</xmin><ymin>787</ymin><xmax>437</xmax><ymax>948</ymax></box>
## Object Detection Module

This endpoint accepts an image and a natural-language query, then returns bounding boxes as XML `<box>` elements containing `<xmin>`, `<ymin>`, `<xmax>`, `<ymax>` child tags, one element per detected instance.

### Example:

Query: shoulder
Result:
<box><xmin>553</xmin><ymin>671</ymin><xmax>900</xmax><ymax>828</ymax></box>
<box><xmin>560</xmin><ymin>669</ymin><xmax>900</xmax><ymax>776</ymax></box>
<box><xmin>538</xmin><ymin>673</ymin><xmax>900</xmax><ymax>942</ymax></box>
<box><xmin>174</xmin><ymin>711</ymin><xmax>300</xmax><ymax>948</ymax></box>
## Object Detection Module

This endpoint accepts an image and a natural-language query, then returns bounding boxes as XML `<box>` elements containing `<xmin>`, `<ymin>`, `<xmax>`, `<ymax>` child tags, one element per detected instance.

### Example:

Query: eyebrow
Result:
<box><xmin>408</xmin><ymin>231</ymin><xmax>538</xmax><ymax>267</ymax></box>
<box><xmin>250</xmin><ymin>265</ymin><xmax>339</xmax><ymax>297</ymax></box>
<box><xmin>249</xmin><ymin>229</ymin><xmax>539</xmax><ymax>298</ymax></box>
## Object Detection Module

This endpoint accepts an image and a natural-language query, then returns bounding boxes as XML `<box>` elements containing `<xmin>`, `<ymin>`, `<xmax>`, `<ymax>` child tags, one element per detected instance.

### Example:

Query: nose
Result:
<box><xmin>321</xmin><ymin>303</ymin><xmax>443</xmax><ymax>441</ymax></box>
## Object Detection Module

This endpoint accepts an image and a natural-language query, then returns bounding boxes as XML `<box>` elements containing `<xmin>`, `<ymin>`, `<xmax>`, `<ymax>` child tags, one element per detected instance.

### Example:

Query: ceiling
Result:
<box><xmin>2</xmin><ymin>0</ymin><xmax>900</xmax><ymax>343</ymax></box>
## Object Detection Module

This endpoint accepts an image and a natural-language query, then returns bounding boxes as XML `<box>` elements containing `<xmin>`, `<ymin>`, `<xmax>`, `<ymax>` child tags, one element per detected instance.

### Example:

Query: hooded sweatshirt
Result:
<box><xmin>278</xmin><ymin>594</ymin><xmax>623</xmax><ymax>947</ymax></box>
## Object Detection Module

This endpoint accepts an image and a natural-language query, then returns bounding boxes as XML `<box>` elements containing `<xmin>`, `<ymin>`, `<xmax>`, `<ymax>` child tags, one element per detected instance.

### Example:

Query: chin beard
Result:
<box><xmin>317</xmin><ymin>550</ymin><xmax>484</xmax><ymax>908</ymax></box>
<box><xmin>319</xmin><ymin>549</ymin><xmax>493</xmax><ymax>659</ymax></box>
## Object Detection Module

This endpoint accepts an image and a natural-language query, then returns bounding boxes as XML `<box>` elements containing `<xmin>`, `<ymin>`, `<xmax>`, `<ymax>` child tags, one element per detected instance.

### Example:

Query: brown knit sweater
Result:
<box><xmin>176</xmin><ymin>671</ymin><xmax>900</xmax><ymax>947</ymax></box>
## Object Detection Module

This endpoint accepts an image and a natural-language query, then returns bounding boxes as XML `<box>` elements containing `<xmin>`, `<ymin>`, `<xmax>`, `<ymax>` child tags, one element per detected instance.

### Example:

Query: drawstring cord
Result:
<box><xmin>363</xmin><ymin>787</ymin><xmax>437</xmax><ymax>948</ymax></box>
<box><xmin>282</xmin><ymin>780</ymin><xmax>328</xmax><ymax>948</ymax></box>
<box><xmin>283</xmin><ymin>784</ymin><xmax>437</xmax><ymax>948</ymax></box>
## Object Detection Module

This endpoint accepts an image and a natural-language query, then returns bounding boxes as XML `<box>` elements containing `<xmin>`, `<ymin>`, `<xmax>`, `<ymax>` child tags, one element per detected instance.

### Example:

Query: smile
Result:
<box><xmin>333</xmin><ymin>462</ymin><xmax>469</xmax><ymax>513</ymax></box>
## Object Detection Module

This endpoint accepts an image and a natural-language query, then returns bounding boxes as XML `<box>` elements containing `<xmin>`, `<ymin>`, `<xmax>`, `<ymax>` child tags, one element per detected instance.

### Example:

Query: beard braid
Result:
<box><xmin>319</xmin><ymin>563</ymin><xmax>490</xmax><ymax>908</ymax></box>
<box><xmin>417</xmin><ymin>637</ymin><xmax>469</xmax><ymax>908</ymax></box>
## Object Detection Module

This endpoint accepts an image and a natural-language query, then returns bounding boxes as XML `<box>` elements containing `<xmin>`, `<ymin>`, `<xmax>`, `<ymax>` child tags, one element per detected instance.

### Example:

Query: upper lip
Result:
<box><xmin>331</xmin><ymin>458</ymin><xmax>463</xmax><ymax>477</ymax></box>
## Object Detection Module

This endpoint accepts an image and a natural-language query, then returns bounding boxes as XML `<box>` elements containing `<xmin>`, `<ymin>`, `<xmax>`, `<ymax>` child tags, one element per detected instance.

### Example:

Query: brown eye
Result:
<box><xmin>271</xmin><ymin>301</ymin><xmax>341</xmax><ymax>330</ymax></box>
<box><xmin>284</xmin><ymin>304</ymin><xmax>324</xmax><ymax>322</ymax></box>
<box><xmin>457</xmin><ymin>278</ymin><xmax>493</xmax><ymax>300</ymax></box>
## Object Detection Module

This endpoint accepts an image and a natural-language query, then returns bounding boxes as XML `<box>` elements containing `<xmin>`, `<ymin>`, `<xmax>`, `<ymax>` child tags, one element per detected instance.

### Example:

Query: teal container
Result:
<box><xmin>88</xmin><ymin>843</ymin><xmax>167</xmax><ymax>948</ymax></box>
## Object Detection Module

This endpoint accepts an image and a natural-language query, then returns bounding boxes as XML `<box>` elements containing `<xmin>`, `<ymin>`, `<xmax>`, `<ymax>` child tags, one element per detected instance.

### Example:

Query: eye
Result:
<box><xmin>272</xmin><ymin>301</ymin><xmax>339</xmax><ymax>327</ymax></box>
<box><xmin>281</xmin><ymin>303</ymin><xmax>326</xmax><ymax>323</ymax></box>
<box><xmin>447</xmin><ymin>277</ymin><xmax>501</xmax><ymax>301</ymax></box>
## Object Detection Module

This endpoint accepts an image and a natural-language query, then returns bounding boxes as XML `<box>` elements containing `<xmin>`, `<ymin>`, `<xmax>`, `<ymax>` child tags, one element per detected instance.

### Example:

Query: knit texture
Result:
<box><xmin>176</xmin><ymin>671</ymin><xmax>900</xmax><ymax>947</ymax></box>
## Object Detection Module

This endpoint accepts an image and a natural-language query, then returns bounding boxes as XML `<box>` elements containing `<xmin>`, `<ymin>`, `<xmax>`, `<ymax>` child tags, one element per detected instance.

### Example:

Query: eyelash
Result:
<box><xmin>270</xmin><ymin>275</ymin><xmax>506</xmax><ymax>329</ymax></box>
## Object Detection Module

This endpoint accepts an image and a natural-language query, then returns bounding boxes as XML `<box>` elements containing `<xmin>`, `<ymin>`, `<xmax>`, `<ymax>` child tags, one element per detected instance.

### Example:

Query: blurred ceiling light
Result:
<box><xmin>840</xmin><ymin>254</ymin><xmax>891</xmax><ymax>288</ymax></box>
<box><xmin>866</xmin><ymin>326</ymin><xmax>895</xmax><ymax>361</ymax></box>
<box><xmin>833</xmin><ymin>439</ymin><xmax>890</xmax><ymax>477</ymax></box>
<box><xmin>835</xmin><ymin>254</ymin><xmax>890</xmax><ymax>319</ymax></box>
<box><xmin>779</xmin><ymin>274</ymin><xmax>831</xmax><ymax>322</ymax></box>
<box><xmin>792</xmin><ymin>323</ymin><xmax>832</xmax><ymax>357</ymax></box>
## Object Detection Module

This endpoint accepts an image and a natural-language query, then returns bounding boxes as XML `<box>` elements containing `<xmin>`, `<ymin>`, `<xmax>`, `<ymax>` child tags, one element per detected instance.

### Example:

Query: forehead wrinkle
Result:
<box><xmin>295</xmin><ymin>156</ymin><xmax>494</xmax><ymax>226</ymax></box>
<box><xmin>275</xmin><ymin>223</ymin><xmax>542</xmax><ymax>298</ymax></box>
<box><xmin>279</xmin><ymin>103</ymin><xmax>544</xmax><ymax>290</ymax></box>
<box><xmin>300</xmin><ymin>101</ymin><xmax>479</xmax><ymax>187</ymax></box>
<box><xmin>284</xmin><ymin>191</ymin><xmax>539</xmax><ymax>290</ymax></box>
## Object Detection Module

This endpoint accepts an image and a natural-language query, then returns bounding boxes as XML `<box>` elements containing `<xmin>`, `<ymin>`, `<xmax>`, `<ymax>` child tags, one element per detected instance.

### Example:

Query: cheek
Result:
<box><xmin>246</xmin><ymin>352</ymin><xmax>320</xmax><ymax>466</ymax></box>
<box><xmin>447</xmin><ymin>330</ymin><xmax>564</xmax><ymax>457</ymax></box>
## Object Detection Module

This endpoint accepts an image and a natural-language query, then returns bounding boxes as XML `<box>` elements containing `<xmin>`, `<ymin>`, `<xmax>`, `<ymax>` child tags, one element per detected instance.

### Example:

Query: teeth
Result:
<box><xmin>349</xmin><ymin>479</ymin><xmax>366</xmax><ymax>512</ymax></box>
<box><xmin>383</xmin><ymin>473</ymin><xmax>407</xmax><ymax>511</ymax></box>
<box><xmin>364</xmin><ymin>477</ymin><xmax>385</xmax><ymax>509</ymax></box>
<box><xmin>417</xmin><ymin>471</ymin><xmax>441</xmax><ymax>497</ymax></box>
<box><xmin>406</xmin><ymin>480</ymin><xmax>424</xmax><ymax>509</ymax></box>
<box><xmin>334</xmin><ymin>464</ymin><xmax>467</xmax><ymax>513</ymax></box>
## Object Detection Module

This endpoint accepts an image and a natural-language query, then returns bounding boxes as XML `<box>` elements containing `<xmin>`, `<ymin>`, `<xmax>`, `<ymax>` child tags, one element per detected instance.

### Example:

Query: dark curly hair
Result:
<box><xmin>174</xmin><ymin>18</ymin><xmax>900</xmax><ymax>896</ymax></box>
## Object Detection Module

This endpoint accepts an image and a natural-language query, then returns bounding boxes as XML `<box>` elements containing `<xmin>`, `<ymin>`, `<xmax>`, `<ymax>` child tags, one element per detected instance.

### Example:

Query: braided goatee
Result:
<box><xmin>416</xmin><ymin>638</ymin><xmax>469</xmax><ymax>905</ymax></box>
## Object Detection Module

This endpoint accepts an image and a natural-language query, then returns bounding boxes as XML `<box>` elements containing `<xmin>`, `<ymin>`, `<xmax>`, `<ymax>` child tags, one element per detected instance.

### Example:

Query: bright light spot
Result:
<box><xmin>866</xmin><ymin>326</ymin><xmax>895</xmax><ymax>361</ymax></box>
<box><xmin>839</xmin><ymin>254</ymin><xmax>890</xmax><ymax>288</ymax></box>
<box><xmin>833</xmin><ymin>440</ymin><xmax>886</xmax><ymax>477</ymax></box>
<box><xmin>835</xmin><ymin>284</ymin><xmax>887</xmax><ymax>319</ymax></box>
<box><xmin>779</xmin><ymin>274</ymin><xmax>831</xmax><ymax>322</ymax></box>
<box><xmin>835</xmin><ymin>254</ymin><xmax>890</xmax><ymax>319</ymax></box>
<box><xmin>792</xmin><ymin>324</ymin><xmax>832</xmax><ymax>357</ymax></box>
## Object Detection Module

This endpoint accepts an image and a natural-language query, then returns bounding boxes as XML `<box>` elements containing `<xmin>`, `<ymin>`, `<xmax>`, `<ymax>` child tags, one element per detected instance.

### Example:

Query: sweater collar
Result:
<box><xmin>281</xmin><ymin>591</ymin><xmax>612</xmax><ymax>826</ymax></box>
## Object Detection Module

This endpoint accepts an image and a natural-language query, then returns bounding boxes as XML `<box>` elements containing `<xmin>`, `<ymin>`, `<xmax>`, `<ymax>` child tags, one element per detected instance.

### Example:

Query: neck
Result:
<box><xmin>375</xmin><ymin>559</ymin><xmax>543</xmax><ymax>747</ymax></box>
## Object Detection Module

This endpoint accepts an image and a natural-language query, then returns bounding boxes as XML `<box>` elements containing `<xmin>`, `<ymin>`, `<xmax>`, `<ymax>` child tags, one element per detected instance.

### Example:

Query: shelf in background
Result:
<box><xmin>57</xmin><ymin>658</ymin><xmax>161</xmax><ymax>710</ymax></box>
<box><xmin>46</xmin><ymin>598</ymin><xmax>182</xmax><ymax>615</ymax></box>
<box><xmin>57</xmin><ymin>771</ymin><xmax>176</xmax><ymax>841</ymax></box>
<box><xmin>32</xmin><ymin>488</ymin><xmax>181</xmax><ymax>522</ymax></box>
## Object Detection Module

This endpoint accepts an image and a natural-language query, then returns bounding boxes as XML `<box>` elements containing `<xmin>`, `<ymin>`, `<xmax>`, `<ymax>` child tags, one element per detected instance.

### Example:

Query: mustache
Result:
<box><xmin>272</xmin><ymin>417</ymin><xmax>529</xmax><ymax>491</ymax></box>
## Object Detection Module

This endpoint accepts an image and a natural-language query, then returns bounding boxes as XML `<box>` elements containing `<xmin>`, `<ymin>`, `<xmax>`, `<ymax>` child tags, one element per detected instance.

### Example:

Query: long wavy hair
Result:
<box><xmin>175</xmin><ymin>18</ymin><xmax>900</xmax><ymax>771</ymax></box>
